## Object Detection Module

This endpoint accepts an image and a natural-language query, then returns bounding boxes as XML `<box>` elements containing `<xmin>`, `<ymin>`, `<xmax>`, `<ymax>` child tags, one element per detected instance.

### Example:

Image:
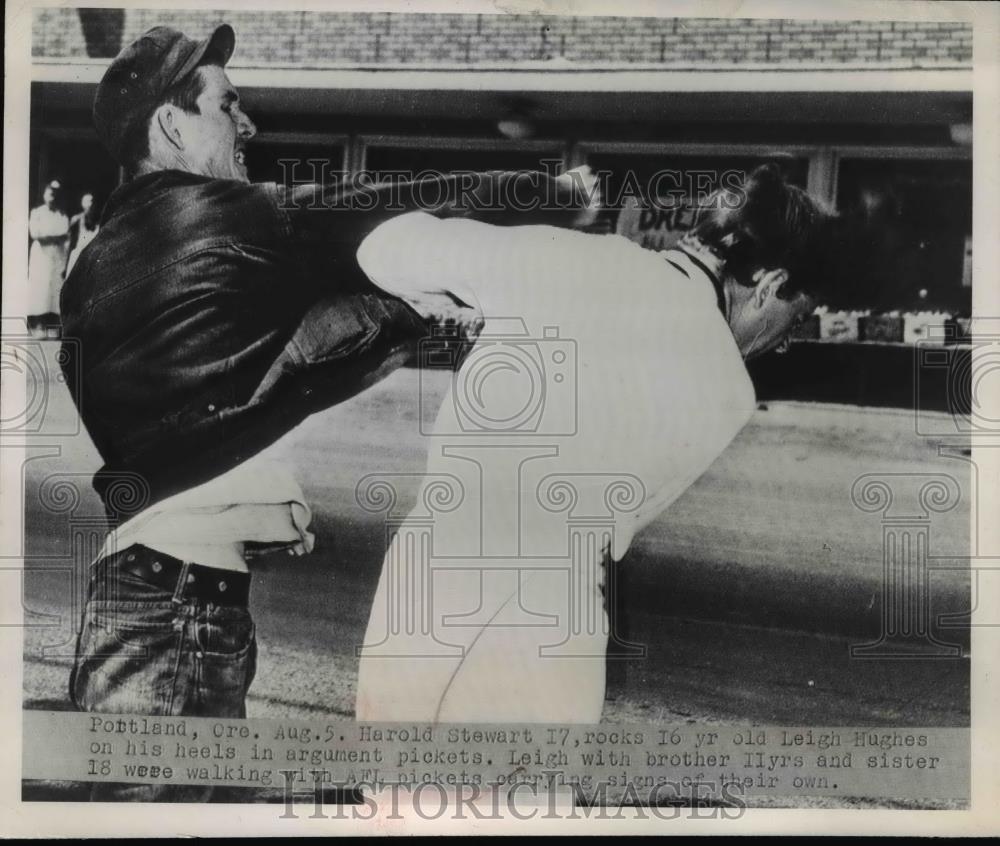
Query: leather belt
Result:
<box><xmin>104</xmin><ymin>545</ymin><xmax>250</xmax><ymax>606</ymax></box>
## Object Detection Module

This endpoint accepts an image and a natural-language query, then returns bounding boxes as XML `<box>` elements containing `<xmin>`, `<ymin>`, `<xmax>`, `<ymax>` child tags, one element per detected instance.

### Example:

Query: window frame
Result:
<box><xmin>355</xmin><ymin>134</ymin><xmax>569</xmax><ymax>176</ymax></box>
<box><xmin>573</xmin><ymin>139</ymin><xmax>971</xmax><ymax>211</ymax></box>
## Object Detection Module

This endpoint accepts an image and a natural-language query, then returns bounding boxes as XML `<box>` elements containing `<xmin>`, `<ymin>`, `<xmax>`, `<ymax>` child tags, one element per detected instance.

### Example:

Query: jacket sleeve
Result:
<box><xmin>277</xmin><ymin>170</ymin><xmax>592</xmax><ymax>293</ymax></box>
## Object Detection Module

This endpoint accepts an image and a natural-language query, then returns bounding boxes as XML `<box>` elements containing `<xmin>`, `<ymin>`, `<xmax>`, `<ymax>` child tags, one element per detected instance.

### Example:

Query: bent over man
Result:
<box><xmin>354</xmin><ymin>165</ymin><xmax>839</xmax><ymax>723</ymax></box>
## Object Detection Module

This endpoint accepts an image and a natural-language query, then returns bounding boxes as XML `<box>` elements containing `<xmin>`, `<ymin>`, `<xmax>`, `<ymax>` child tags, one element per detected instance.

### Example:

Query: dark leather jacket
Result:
<box><xmin>60</xmin><ymin>168</ymin><xmax>585</xmax><ymax>516</ymax></box>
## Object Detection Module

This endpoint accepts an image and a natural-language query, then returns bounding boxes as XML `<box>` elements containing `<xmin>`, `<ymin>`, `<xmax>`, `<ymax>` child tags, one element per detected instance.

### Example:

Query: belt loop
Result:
<box><xmin>172</xmin><ymin>560</ymin><xmax>192</xmax><ymax>605</ymax></box>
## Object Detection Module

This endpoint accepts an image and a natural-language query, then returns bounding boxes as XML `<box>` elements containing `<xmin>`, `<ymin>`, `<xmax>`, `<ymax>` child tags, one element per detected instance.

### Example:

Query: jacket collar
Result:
<box><xmin>101</xmin><ymin>169</ymin><xmax>215</xmax><ymax>224</ymax></box>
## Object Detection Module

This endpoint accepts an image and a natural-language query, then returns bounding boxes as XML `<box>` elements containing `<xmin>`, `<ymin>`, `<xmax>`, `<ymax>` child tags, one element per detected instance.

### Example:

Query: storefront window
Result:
<box><xmin>835</xmin><ymin>158</ymin><xmax>972</xmax><ymax>315</ymax></box>
<box><xmin>248</xmin><ymin>141</ymin><xmax>345</xmax><ymax>187</ymax></box>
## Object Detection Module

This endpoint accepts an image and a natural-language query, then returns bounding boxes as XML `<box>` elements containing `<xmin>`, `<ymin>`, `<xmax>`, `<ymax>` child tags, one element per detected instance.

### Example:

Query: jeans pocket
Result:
<box><xmin>73</xmin><ymin>603</ymin><xmax>183</xmax><ymax>713</ymax></box>
<box><xmin>84</xmin><ymin>602</ymin><xmax>180</xmax><ymax>651</ymax></box>
<box><xmin>194</xmin><ymin>607</ymin><xmax>257</xmax><ymax>717</ymax></box>
<box><xmin>194</xmin><ymin>606</ymin><xmax>255</xmax><ymax>658</ymax></box>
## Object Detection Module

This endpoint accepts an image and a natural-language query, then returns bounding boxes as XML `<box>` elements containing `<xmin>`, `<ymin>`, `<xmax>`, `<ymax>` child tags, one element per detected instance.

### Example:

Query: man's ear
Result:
<box><xmin>751</xmin><ymin>267</ymin><xmax>789</xmax><ymax>307</ymax></box>
<box><xmin>153</xmin><ymin>104</ymin><xmax>184</xmax><ymax>152</ymax></box>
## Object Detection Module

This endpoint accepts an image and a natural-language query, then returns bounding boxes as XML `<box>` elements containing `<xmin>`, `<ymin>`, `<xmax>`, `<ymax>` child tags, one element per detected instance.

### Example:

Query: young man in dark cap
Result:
<box><xmin>62</xmin><ymin>23</ymin><xmax>592</xmax><ymax>801</ymax></box>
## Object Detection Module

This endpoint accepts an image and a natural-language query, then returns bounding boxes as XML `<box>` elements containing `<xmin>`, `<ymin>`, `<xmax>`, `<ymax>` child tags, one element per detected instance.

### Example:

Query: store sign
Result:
<box><xmin>615</xmin><ymin>195</ymin><xmax>697</xmax><ymax>252</ymax></box>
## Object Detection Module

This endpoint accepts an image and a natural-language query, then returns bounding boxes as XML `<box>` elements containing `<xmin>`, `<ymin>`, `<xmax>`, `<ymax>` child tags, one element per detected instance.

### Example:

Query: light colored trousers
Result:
<box><xmin>355</xmin><ymin>521</ymin><xmax>611</xmax><ymax>723</ymax></box>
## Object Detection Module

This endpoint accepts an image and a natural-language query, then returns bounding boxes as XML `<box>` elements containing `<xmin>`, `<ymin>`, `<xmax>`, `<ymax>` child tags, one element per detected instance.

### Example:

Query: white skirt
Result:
<box><xmin>27</xmin><ymin>241</ymin><xmax>67</xmax><ymax>316</ymax></box>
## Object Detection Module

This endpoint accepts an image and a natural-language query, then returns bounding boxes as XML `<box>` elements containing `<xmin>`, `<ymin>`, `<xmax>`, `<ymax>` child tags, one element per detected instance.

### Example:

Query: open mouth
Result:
<box><xmin>234</xmin><ymin>149</ymin><xmax>246</xmax><ymax>167</ymax></box>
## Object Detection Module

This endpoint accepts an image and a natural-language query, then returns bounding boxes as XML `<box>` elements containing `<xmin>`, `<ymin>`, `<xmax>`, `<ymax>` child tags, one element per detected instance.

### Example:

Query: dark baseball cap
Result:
<box><xmin>93</xmin><ymin>24</ymin><xmax>235</xmax><ymax>164</ymax></box>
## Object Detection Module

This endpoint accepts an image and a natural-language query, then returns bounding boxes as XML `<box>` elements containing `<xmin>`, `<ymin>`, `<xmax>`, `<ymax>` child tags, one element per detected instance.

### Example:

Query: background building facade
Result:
<box><xmin>31</xmin><ymin>8</ymin><xmax>972</xmax><ymax>317</ymax></box>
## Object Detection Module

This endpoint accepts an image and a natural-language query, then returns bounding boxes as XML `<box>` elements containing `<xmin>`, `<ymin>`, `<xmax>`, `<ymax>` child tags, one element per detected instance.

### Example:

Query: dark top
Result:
<box><xmin>60</xmin><ymin>169</ymin><xmax>586</xmax><ymax>518</ymax></box>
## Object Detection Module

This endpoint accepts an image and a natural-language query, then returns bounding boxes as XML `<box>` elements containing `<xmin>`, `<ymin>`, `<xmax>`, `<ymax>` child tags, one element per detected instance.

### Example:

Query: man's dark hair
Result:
<box><xmin>686</xmin><ymin>163</ymin><xmax>841</xmax><ymax>303</ymax></box>
<box><xmin>118</xmin><ymin>48</ymin><xmax>226</xmax><ymax>178</ymax></box>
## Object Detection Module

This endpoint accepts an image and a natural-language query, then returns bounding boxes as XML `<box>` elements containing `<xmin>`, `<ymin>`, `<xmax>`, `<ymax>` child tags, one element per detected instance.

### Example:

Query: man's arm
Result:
<box><xmin>288</xmin><ymin>166</ymin><xmax>597</xmax><ymax>224</ymax></box>
<box><xmin>279</xmin><ymin>168</ymin><xmax>599</xmax><ymax>292</ymax></box>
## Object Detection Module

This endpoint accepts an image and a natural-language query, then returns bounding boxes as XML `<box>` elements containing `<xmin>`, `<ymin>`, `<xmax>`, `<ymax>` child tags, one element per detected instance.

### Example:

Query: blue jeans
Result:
<box><xmin>70</xmin><ymin>548</ymin><xmax>257</xmax><ymax>802</ymax></box>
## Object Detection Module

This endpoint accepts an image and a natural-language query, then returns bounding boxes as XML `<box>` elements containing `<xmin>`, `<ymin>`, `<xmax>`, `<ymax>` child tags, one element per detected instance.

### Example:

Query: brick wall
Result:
<box><xmin>33</xmin><ymin>8</ymin><xmax>972</xmax><ymax>68</ymax></box>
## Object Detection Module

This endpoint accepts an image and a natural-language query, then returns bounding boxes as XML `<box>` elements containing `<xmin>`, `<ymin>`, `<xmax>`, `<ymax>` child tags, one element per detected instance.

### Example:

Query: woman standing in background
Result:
<box><xmin>27</xmin><ymin>180</ymin><xmax>70</xmax><ymax>336</ymax></box>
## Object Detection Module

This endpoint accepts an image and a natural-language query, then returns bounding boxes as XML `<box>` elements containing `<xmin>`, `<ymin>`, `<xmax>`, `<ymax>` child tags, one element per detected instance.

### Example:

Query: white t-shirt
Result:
<box><xmin>98</xmin><ymin>454</ymin><xmax>315</xmax><ymax>573</ymax></box>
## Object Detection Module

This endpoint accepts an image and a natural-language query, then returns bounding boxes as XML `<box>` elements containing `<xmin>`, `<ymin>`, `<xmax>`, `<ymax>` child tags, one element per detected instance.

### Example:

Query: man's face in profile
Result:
<box><xmin>750</xmin><ymin>290</ymin><xmax>816</xmax><ymax>359</ymax></box>
<box><xmin>729</xmin><ymin>275</ymin><xmax>816</xmax><ymax>360</ymax></box>
<box><xmin>174</xmin><ymin>64</ymin><xmax>256</xmax><ymax>183</ymax></box>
